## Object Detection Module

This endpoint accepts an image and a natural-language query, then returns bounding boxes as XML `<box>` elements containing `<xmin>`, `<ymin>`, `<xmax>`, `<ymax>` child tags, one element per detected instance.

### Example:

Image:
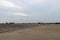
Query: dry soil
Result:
<box><xmin>0</xmin><ymin>24</ymin><xmax>60</xmax><ymax>40</ymax></box>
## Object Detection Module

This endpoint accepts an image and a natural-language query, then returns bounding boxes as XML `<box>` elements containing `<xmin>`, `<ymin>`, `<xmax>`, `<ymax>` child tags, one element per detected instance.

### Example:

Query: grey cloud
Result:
<box><xmin>0</xmin><ymin>0</ymin><xmax>60</xmax><ymax>23</ymax></box>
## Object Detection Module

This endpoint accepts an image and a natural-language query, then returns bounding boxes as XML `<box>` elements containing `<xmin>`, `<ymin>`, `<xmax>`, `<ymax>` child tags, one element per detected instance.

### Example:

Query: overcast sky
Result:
<box><xmin>0</xmin><ymin>0</ymin><xmax>60</xmax><ymax>23</ymax></box>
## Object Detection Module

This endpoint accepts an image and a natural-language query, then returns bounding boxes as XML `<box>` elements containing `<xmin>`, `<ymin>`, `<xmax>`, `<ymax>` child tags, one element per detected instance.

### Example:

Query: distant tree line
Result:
<box><xmin>6</xmin><ymin>22</ymin><xmax>14</xmax><ymax>24</ymax></box>
<box><xmin>37</xmin><ymin>22</ymin><xmax>60</xmax><ymax>24</ymax></box>
<box><xmin>38</xmin><ymin>22</ymin><xmax>41</xmax><ymax>24</ymax></box>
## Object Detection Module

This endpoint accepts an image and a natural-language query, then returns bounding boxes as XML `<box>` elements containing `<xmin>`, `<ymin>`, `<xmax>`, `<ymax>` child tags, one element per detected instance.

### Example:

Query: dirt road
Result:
<box><xmin>0</xmin><ymin>24</ymin><xmax>60</xmax><ymax>40</ymax></box>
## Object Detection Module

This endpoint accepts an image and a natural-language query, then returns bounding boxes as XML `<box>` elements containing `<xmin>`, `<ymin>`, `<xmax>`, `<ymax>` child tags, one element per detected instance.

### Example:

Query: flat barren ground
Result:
<box><xmin>0</xmin><ymin>24</ymin><xmax>60</xmax><ymax>40</ymax></box>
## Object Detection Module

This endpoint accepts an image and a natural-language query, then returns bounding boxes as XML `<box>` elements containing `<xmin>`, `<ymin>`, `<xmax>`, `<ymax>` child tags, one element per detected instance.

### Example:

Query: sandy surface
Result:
<box><xmin>0</xmin><ymin>24</ymin><xmax>60</xmax><ymax>40</ymax></box>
